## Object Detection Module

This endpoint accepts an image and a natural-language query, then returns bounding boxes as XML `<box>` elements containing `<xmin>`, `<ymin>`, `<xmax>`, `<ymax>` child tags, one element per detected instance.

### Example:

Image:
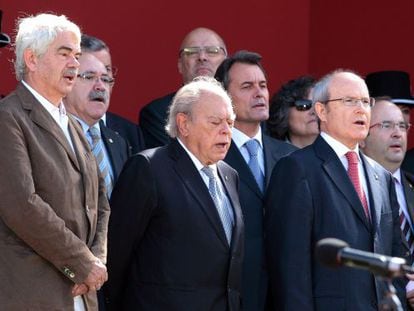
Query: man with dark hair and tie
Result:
<box><xmin>360</xmin><ymin>98</ymin><xmax>414</xmax><ymax>308</ymax></box>
<box><xmin>105</xmin><ymin>77</ymin><xmax>244</xmax><ymax>310</ymax></box>
<box><xmin>265</xmin><ymin>70</ymin><xmax>406</xmax><ymax>310</ymax></box>
<box><xmin>214</xmin><ymin>50</ymin><xmax>296</xmax><ymax>311</ymax></box>
<box><xmin>64</xmin><ymin>53</ymin><xmax>129</xmax><ymax>198</ymax></box>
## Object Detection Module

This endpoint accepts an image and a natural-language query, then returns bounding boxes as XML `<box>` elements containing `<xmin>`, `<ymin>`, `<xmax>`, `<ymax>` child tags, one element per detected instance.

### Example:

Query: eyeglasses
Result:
<box><xmin>77</xmin><ymin>72</ymin><xmax>115</xmax><ymax>86</ymax></box>
<box><xmin>293</xmin><ymin>99</ymin><xmax>313</xmax><ymax>111</ymax></box>
<box><xmin>324</xmin><ymin>97</ymin><xmax>375</xmax><ymax>108</ymax></box>
<box><xmin>370</xmin><ymin>121</ymin><xmax>411</xmax><ymax>132</ymax></box>
<box><xmin>179</xmin><ymin>46</ymin><xmax>227</xmax><ymax>58</ymax></box>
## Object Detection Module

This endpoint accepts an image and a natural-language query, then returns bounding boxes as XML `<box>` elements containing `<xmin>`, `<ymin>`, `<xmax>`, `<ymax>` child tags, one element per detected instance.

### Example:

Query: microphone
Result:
<box><xmin>315</xmin><ymin>238</ymin><xmax>414</xmax><ymax>278</ymax></box>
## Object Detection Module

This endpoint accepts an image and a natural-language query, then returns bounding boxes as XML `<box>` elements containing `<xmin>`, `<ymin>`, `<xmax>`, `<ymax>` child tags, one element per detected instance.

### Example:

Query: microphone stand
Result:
<box><xmin>378</xmin><ymin>278</ymin><xmax>403</xmax><ymax>311</ymax></box>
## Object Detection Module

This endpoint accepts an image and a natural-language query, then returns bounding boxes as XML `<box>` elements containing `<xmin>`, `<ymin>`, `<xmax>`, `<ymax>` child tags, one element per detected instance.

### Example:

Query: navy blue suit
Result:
<box><xmin>105</xmin><ymin>140</ymin><xmax>244</xmax><ymax>311</ymax></box>
<box><xmin>224</xmin><ymin>134</ymin><xmax>296</xmax><ymax>311</ymax></box>
<box><xmin>106</xmin><ymin>111</ymin><xmax>145</xmax><ymax>155</ymax></box>
<box><xmin>139</xmin><ymin>92</ymin><xmax>175</xmax><ymax>149</ymax></box>
<box><xmin>265</xmin><ymin>135</ymin><xmax>406</xmax><ymax>311</ymax></box>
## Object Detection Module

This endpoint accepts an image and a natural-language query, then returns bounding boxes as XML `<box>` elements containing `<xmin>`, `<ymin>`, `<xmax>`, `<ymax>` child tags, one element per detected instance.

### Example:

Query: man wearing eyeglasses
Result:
<box><xmin>81</xmin><ymin>34</ymin><xmax>145</xmax><ymax>156</ymax></box>
<box><xmin>64</xmin><ymin>52</ymin><xmax>129</xmax><ymax>198</ymax></box>
<box><xmin>214</xmin><ymin>50</ymin><xmax>296</xmax><ymax>311</ymax></box>
<box><xmin>360</xmin><ymin>98</ymin><xmax>414</xmax><ymax>309</ymax></box>
<box><xmin>265</xmin><ymin>70</ymin><xmax>407</xmax><ymax>310</ymax></box>
<box><xmin>139</xmin><ymin>27</ymin><xmax>227</xmax><ymax>148</ymax></box>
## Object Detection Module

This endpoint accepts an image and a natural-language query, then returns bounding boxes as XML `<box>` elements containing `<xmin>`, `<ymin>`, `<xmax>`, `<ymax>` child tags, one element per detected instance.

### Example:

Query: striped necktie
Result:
<box><xmin>88</xmin><ymin>126</ymin><xmax>113</xmax><ymax>198</ymax></box>
<box><xmin>394</xmin><ymin>177</ymin><xmax>414</xmax><ymax>254</ymax></box>
<box><xmin>345</xmin><ymin>151</ymin><xmax>370</xmax><ymax>220</ymax></box>
<box><xmin>202</xmin><ymin>166</ymin><xmax>234</xmax><ymax>244</ymax></box>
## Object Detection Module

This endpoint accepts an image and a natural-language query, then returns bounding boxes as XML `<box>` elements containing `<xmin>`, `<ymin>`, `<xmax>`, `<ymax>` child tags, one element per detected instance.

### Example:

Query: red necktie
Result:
<box><xmin>345</xmin><ymin>151</ymin><xmax>370</xmax><ymax>220</ymax></box>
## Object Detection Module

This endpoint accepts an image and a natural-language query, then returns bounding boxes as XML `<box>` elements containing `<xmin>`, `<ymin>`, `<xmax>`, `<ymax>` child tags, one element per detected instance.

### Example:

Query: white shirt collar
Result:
<box><xmin>320</xmin><ymin>131</ymin><xmax>360</xmax><ymax>159</ymax></box>
<box><xmin>232</xmin><ymin>126</ymin><xmax>263</xmax><ymax>149</ymax></box>
<box><xmin>177</xmin><ymin>138</ymin><xmax>218</xmax><ymax>175</ymax></box>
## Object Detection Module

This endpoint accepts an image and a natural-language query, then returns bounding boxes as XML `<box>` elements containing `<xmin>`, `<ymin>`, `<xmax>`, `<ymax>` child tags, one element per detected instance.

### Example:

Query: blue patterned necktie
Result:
<box><xmin>245</xmin><ymin>139</ymin><xmax>265</xmax><ymax>192</ymax></box>
<box><xmin>88</xmin><ymin>126</ymin><xmax>113</xmax><ymax>198</ymax></box>
<box><xmin>202</xmin><ymin>166</ymin><xmax>234</xmax><ymax>244</ymax></box>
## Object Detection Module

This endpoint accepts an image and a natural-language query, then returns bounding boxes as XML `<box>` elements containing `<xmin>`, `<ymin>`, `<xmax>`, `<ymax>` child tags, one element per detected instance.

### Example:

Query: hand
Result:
<box><xmin>407</xmin><ymin>289</ymin><xmax>414</xmax><ymax>309</ymax></box>
<box><xmin>83</xmin><ymin>259</ymin><xmax>108</xmax><ymax>292</ymax></box>
<box><xmin>72</xmin><ymin>283</ymin><xmax>89</xmax><ymax>297</ymax></box>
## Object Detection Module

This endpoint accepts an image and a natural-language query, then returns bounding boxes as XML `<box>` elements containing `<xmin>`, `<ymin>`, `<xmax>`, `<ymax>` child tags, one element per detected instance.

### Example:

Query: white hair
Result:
<box><xmin>165</xmin><ymin>76</ymin><xmax>234</xmax><ymax>138</ymax></box>
<box><xmin>14</xmin><ymin>13</ymin><xmax>81</xmax><ymax>81</ymax></box>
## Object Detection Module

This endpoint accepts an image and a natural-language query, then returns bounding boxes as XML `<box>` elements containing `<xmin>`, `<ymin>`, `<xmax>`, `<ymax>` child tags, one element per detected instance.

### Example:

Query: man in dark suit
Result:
<box><xmin>81</xmin><ymin>34</ymin><xmax>145</xmax><ymax>155</ymax></box>
<box><xmin>364</xmin><ymin>71</ymin><xmax>414</xmax><ymax>175</ymax></box>
<box><xmin>139</xmin><ymin>27</ymin><xmax>227</xmax><ymax>148</ymax></box>
<box><xmin>265</xmin><ymin>70</ymin><xmax>406</xmax><ymax>310</ymax></box>
<box><xmin>361</xmin><ymin>98</ymin><xmax>414</xmax><ymax>308</ymax></box>
<box><xmin>105</xmin><ymin>77</ymin><xmax>244</xmax><ymax>310</ymax></box>
<box><xmin>64</xmin><ymin>52</ymin><xmax>129</xmax><ymax>197</ymax></box>
<box><xmin>0</xmin><ymin>13</ymin><xmax>109</xmax><ymax>310</ymax></box>
<box><xmin>214</xmin><ymin>50</ymin><xmax>296</xmax><ymax>311</ymax></box>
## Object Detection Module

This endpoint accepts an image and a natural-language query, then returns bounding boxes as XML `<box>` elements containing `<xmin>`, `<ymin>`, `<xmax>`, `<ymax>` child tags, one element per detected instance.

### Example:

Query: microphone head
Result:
<box><xmin>315</xmin><ymin>238</ymin><xmax>349</xmax><ymax>268</ymax></box>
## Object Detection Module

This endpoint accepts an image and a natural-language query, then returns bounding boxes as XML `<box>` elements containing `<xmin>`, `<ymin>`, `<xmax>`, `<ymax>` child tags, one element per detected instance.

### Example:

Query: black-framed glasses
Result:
<box><xmin>370</xmin><ymin>121</ymin><xmax>411</xmax><ymax>132</ymax></box>
<box><xmin>77</xmin><ymin>72</ymin><xmax>115</xmax><ymax>86</ymax></box>
<box><xmin>179</xmin><ymin>46</ymin><xmax>227</xmax><ymax>58</ymax></box>
<box><xmin>293</xmin><ymin>99</ymin><xmax>313</xmax><ymax>111</ymax></box>
<box><xmin>324</xmin><ymin>97</ymin><xmax>375</xmax><ymax>108</ymax></box>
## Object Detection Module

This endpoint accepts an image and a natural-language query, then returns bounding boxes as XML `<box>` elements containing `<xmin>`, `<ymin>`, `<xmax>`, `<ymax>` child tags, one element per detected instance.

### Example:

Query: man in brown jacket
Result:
<box><xmin>0</xmin><ymin>13</ymin><xmax>110</xmax><ymax>310</ymax></box>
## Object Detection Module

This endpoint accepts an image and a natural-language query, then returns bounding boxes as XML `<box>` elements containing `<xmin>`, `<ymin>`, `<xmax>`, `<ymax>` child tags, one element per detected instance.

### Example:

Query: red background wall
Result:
<box><xmin>1</xmin><ymin>1</ymin><xmax>414</xmax><ymax>147</ymax></box>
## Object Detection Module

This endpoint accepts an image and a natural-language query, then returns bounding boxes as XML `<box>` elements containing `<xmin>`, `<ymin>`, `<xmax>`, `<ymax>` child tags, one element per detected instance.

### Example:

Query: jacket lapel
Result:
<box><xmin>402</xmin><ymin>172</ymin><xmax>414</xmax><ymax>224</ymax></box>
<box><xmin>17</xmin><ymin>84</ymin><xmax>80</xmax><ymax>171</ymax></box>
<box><xmin>314</xmin><ymin>136</ymin><xmax>371</xmax><ymax>231</ymax></box>
<box><xmin>169</xmin><ymin>141</ymin><xmax>229</xmax><ymax>248</ymax></box>
<box><xmin>225</xmin><ymin>141</ymin><xmax>262</xmax><ymax>198</ymax></box>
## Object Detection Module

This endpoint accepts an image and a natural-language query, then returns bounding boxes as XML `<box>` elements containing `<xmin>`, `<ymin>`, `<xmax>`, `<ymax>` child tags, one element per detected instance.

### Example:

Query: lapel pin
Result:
<box><xmin>374</xmin><ymin>174</ymin><xmax>379</xmax><ymax>180</ymax></box>
<box><xmin>225</xmin><ymin>175</ymin><xmax>228</xmax><ymax>181</ymax></box>
<box><xmin>108</xmin><ymin>138</ymin><xmax>114</xmax><ymax>144</ymax></box>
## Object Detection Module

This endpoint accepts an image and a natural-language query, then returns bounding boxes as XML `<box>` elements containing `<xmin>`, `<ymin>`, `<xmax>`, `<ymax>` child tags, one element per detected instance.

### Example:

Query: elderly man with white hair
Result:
<box><xmin>0</xmin><ymin>13</ymin><xmax>109</xmax><ymax>310</ymax></box>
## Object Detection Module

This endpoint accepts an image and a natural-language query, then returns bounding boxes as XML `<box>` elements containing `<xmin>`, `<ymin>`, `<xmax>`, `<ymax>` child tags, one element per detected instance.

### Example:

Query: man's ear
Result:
<box><xmin>176</xmin><ymin>112</ymin><xmax>189</xmax><ymax>137</ymax></box>
<box><xmin>314</xmin><ymin>102</ymin><xmax>327</xmax><ymax>123</ymax></box>
<box><xmin>23</xmin><ymin>49</ymin><xmax>38</xmax><ymax>72</ymax></box>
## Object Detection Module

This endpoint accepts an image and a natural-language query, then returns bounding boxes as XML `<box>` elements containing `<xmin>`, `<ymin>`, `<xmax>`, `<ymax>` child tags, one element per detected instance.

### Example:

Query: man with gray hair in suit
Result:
<box><xmin>0</xmin><ymin>13</ymin><xmax>109</xmax><ymax>310</ymax></box>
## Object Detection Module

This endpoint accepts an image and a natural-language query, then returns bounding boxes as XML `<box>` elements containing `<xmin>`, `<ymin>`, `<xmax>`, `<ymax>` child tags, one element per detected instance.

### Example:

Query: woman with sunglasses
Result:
<box><xmin>267</xmin><ymin>75</ymin><xmax>318</xmax><ymax>148</ymax></box>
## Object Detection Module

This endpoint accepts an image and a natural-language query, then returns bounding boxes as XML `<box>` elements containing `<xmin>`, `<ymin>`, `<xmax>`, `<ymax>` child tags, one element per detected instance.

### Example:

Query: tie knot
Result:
<box><xmin>345</xmin><ymin>151</ymin><xmax>359</xmax><ymax>165</ymax></box>
<box><xmin>202</xmin><ymin>166</ymin><xmax>215</xmax><ymax>180</ymax></box>
<box><xmin>88</xmin><ymin>126</ymin><xmax>101</xmax><ymax>144</ymax></box>
<box><xmin>245</xmin><ymin>139</ymin><xmax>260</xmax><ymax>157</ymax></box>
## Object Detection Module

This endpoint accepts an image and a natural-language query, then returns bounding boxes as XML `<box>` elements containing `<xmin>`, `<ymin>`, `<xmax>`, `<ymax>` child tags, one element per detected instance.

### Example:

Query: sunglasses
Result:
<box><xmin>293</xmin><ymin>99</ymin><xmax>313</xmax><ymax>111</ymax></box>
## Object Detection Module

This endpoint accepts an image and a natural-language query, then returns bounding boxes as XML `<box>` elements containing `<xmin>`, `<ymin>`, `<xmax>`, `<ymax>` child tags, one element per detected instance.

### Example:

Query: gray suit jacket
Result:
<box><xmin>0</xmin><ymin>83</ymin><xmax>110</xmax><ymax>310</ymax></box>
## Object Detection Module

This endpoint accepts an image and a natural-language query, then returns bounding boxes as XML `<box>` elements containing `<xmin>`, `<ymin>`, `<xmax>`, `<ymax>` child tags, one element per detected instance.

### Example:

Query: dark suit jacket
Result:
<box><xmin>224</xmin><ymin>134</ymin><xmax>296</xmax><ymax>311</ymax></box>
<box><xmin>139</xmin><ymin>92</ymin><xmax>176</xmax><ymax>149</ymax></box>
<box><xmin>99</xmin><ymin>120</ymin><xmax>129</xmax><ymax>180</ymax></box>
<box><xmin>106</xmin><ymin>111</ymin><xmax>145</xmax><ymax>155</ymax></box>
<box><xmin>105</xmin><ymin>139</ymin><xmax>244</xmax><ymax>311</ymax></box>
<box><xmin>264</xmin><ymin>135</ymin><xmax>406</xmax><ymax>311</ymax></box>
<box><xmin>0</xmin><ymin>83</ymin><xmax>110</xmax><ymax>310</ymax></box>
<box><xmin>402</xmin><ymin>149</ymin><xmax>414</xmax><ymax>175</ymax></box>
<box><xmin>401</xmin><ymin>171</ymin><xmax>414</xmax><ymax>258</ymax></box>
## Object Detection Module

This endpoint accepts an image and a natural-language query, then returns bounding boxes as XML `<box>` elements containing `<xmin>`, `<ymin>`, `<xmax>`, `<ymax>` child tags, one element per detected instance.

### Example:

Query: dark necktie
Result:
<box><xmin>202</xmin><ymin>166</ymin><xmax>234</xmax><ymax>244</ymax></box>
<box><xmin>88</xmin><ymin>126</ymin><xmax>113</xmax><ymax>198</ymax></box>
<box><xmin>345</xmin><ymin>151</ymin><xmax>370</xmax><ymax>220</ymax></box>
<box><xmin>244</xmin><ymin>139</ymin><xmax>265</xmax><ymax>192</ymax></box>
<box><xmin>394</xmin><ymin>177</ymin><xmax>414</xmax><ymax>254</ymax></box>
